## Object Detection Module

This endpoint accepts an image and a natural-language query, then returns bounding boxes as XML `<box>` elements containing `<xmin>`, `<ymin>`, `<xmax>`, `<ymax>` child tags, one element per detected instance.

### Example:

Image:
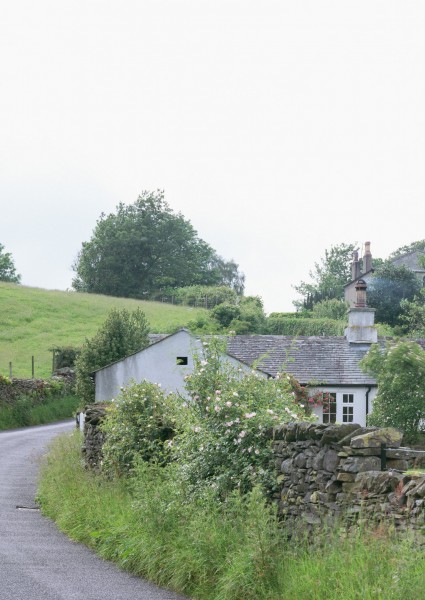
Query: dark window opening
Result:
<box><xmin>343</xmin><ymin>406</ymin><xmax>354</xmax><ymax>422</ymax></box>
<box><xmin>177</xmin><ymin>356</ymin><xmax>188</xmax><ymax>365</ymax></box>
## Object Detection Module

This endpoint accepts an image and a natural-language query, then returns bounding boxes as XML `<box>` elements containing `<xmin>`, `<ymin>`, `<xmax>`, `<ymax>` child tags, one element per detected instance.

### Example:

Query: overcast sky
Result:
<box><xmin>2</xmin><ymin>1</ymin><xmax>425</xmax><ymax>312</ymax></box>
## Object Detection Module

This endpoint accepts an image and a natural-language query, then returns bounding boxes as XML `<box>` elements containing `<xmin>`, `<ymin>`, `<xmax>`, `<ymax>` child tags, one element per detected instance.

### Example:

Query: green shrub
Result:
<box><xmin>311</xmin><ymin>298</ymin><xmax>349</xmax><ymax>321</ymax></box>
<box><xmin>50</xmin><ymin>346</ymin><xmax>80</xmax><ymax>370</ymax></box>
<box><xmin>100</xmin><ymin>381</ymin><xmax>175</xmax><ymax>476</ymax></box>
<box><xmin>211</xmin><ymin>303</ymin><xmax>241</xmax><ymax>327</ymax></box>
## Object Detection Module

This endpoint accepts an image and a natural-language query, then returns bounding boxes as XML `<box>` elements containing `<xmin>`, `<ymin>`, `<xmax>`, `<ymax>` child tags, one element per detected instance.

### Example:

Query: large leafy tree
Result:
<box><xmin>361</xmin><ymin>341</ymin><xmax>425</xmax><ymax>442</ymax></box>
<box><xmin>293</xmin><ymin>243</ymin><xmax>357</xmax><ymax>309</ymax></box>
<box><xmin>72</xmin><ymin>191</ymin><xmax>243</xmax><ymax>298</ymax></box>
<box><xmin>367</xmin><ymin>262</ymin><xmax>420</xmax><ymax>327</ymax></box>
<box><xmin>0</xmin><ymin>243</ymin><xmax>20</xmax><ymax>283</ymax></box>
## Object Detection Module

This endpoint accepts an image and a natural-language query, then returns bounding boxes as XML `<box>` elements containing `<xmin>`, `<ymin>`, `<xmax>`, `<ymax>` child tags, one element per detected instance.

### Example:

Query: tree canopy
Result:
<box><xmin>72</xmin><ymin>191</ymin><xmax>244</xmax><ymax>298</ymax></box>
<box><xmin>367</xmin><ymin>262</ymin><xmax>421</xmax><ymax>327</ymax></box>
<box><xmin>0</xmin><ymin>243</ymin><xmax>20</xmax><ymax>283</ymax></box>
<box><xmin>293</xmin><ymin>243</ymin><xmax>357</xmax><ymax>309</ymax></box>
<box><xmin>389</xmin><ymin>239</ymin><xmax>425</xmax><ymax>260</ymax></box>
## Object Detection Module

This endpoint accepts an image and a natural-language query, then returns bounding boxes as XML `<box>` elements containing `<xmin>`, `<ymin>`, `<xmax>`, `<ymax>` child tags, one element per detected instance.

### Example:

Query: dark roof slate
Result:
<box><xmin>226</xmin><ymin>335</ymin><xmax>377</xmax><ymax>386</ymax></box>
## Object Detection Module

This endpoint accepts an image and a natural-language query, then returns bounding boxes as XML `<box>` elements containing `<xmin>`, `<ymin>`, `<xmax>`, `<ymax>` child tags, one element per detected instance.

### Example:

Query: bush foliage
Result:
<box><xmin>361</xmin><ymin>341</ymin><xmax>425</xmax><ymax>441</ymax></box>
<box><xmin>101</xmin><ymin>381</ymin><xmax>174</xmax><ymax>476</ymax></box>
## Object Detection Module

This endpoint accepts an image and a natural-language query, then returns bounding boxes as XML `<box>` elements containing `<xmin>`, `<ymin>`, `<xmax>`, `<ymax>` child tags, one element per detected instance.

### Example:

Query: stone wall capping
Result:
<box><xmin>350</xmin><ymin>427</ymin><xmax>403</xmax><ymax>449</ymax></box>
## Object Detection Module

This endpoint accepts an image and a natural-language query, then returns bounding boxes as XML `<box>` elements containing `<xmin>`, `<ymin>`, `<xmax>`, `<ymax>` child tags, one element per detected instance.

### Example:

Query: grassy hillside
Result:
<box><xmin>0</xmin><ymin>282</ymin><xmax>207</xmax><ymax>379</ymax></box>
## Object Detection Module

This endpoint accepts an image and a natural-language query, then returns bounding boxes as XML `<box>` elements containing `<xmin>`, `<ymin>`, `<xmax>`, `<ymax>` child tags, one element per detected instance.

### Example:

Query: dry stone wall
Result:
<box><xmin>272</xmin><ymin>422</ymin><xmax>425</xmax><ymax>534</ymax></box>
<box><xmin>81</xmin><ymin>404</ymin><xmax>108</xmax><ymax>471</ymax></box>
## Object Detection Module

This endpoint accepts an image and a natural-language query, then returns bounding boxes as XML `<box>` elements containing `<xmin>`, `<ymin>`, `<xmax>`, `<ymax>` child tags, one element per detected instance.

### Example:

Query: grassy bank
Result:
<box><xmin>0</xmin><ymin>282</ymin><xmax>206</xmax><ymax>378</ymax></box>
<box><xmin>38</xmin><ymin>432</ymin><xmax>425</xmax><ymax>600</ymax></box>
<box><xmin>0</xmin><ymin>394</ymin><xmax>79</xmax><ymax>430</ymax></box>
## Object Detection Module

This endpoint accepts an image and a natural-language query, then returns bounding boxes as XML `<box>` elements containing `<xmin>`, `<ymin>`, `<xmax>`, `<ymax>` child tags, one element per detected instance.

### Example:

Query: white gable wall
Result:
<box><xmin>95</xmin><ymin>330</ymin><xmax>255</xmax><ymax>402</ymax></box>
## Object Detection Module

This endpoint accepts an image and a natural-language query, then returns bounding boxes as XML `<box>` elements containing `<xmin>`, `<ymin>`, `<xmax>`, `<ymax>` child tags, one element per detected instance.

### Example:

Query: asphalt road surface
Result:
<box><xmin>0</xmin><ymin>421</ymin><xmax>187</xmax><ymax>600</ymax></box>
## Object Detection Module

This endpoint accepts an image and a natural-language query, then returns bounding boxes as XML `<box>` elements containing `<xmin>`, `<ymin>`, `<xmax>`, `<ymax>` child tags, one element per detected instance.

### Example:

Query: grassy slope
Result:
<box><xmin>0</xmin><ymin>282</ymin><xmax>206</xmax><ymax>379</ymax></box>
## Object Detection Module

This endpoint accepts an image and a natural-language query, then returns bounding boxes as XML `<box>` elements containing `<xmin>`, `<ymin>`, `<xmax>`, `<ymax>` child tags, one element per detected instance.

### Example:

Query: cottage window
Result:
<box><xmin>322</xmin><ymin>393</ymin><xmax>336</xmax><ymax>424</ymax></box>
<box><xmin>342</xmin><ymin>393</ymin><xmax>354</xmax><ymax>422</ymax></box>
<box><xmin>177</xmin><ymin>356</ymin><xmax>188</xmax><ymax>365</ymax></box>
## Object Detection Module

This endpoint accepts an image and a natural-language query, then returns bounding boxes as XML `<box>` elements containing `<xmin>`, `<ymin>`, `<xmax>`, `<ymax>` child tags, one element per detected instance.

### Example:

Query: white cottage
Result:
<box><xmin>94</xmin><ymin>281</ymin><xmax>385</xmax><ymax>427</ymax></box>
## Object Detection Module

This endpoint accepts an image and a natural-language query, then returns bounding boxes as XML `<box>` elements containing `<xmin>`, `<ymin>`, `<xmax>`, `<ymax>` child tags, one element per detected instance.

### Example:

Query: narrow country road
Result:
<box><xmin>0</xmin><ymin>421</ymin><xmax>187</xmax><ymax>600</ymax></box>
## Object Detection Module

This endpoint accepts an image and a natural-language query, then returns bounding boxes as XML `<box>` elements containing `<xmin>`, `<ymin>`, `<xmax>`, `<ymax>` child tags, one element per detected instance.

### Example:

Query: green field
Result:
<box><xmin>0</xmin><ymin>282</ymin><xmax>207</xmax><ymax>379</ymax></box>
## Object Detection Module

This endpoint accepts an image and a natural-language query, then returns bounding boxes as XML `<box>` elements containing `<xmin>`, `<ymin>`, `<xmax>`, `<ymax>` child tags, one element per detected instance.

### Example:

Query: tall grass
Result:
<box><xmin>38</xmin><ymin>433</ymin><xmax>425</xmax><ymax>600</ymax></box>
<box><xmin>0</xmin><ymin>282</ymin><xmax>207</xmax><ymax>378</ymax></box>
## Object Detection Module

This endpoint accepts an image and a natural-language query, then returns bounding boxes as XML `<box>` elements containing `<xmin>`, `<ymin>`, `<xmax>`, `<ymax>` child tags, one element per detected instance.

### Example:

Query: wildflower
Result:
<box><xmin>226</xmin><ymin>401</ymin><xmax>232</xmax><ymax>407</ymax></box>
<box><xmin>232</xmin><ymin>391</ymin><xmax>239</xmax><ymax>397</ymax></box>
<box><xmin>267</xmin><ymin>409</ymin><xmax>274</xmax><ymax>414</ymax></box>
<box><xmin>255</xmin><ymin>449</ymin><xmax>260</xmax><ymax>455</ymax></box>
<box><xmin>200</xmin><ymin>360</ymin><xmax>208</xmax><ymax>366</ymax></box>
<box><xmin>245</xmin><ymin>412</ymin><xmax>256</xmax><ymax>419</ymax></box>
<box><xmin>214</xmin><ymin>405</ymin><xmax>221</xmax><ymax>412</ymax></box>
<box><xmin>215</xmin><ymin>390</ymin><xmax>221</xmax><ymax>395</ymax></box>
<box><xmin>239</xmin><ymin>430</ymin><xmax>246</xmax><ymax>438</ymax></box>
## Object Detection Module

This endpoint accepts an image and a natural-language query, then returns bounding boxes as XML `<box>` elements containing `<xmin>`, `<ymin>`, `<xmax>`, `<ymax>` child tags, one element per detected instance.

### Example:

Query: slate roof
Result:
<box><xmin>226</xmin><ymin>335</ymin><xmax>377</xmax><ymax>386</ymax></box>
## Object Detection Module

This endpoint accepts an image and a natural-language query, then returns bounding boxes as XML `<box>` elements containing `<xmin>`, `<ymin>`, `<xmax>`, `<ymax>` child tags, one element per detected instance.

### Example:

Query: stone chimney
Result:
<box><xmin>363</xmin><ymin>241</ymin><xmax>372</xmax><ymax>273</ymax></box>
<box><xmin>351</xmin><ymin>248</ymin><xmax>361</xmax><ymax>281</ymax></box>
<box><xmin>344</xmin><ymin>279</ymin><xmax>377</xmax><ymax>344</ymax></box>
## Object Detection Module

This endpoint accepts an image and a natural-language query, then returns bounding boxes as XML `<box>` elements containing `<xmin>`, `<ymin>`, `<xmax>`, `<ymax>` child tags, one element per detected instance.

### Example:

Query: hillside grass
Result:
<box><xmin>38</xmin><ymin>432</ymin><xmax>425</xmax><ymax>600</ymax></box>
<box><xmin>0</xmin><ymin>282</ymin><xmax>207</xmax><ymax>379</ymax></box>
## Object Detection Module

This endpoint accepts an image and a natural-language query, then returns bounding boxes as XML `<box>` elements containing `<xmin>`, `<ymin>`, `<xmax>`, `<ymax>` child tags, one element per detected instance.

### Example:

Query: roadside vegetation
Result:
<box><xmin>38</xmin><ymin>341</ymin><xmax>425</xmax><ymax>600</ymax></box>
<box><xmin>39</xmin><ymin>430</ymin><xmax>425</xmax><ymax>600</ymax></box>
<box><xmin>0</xmin><ymin>375</ymin><xmax>79</xmax><ymax>430</ymax></box>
